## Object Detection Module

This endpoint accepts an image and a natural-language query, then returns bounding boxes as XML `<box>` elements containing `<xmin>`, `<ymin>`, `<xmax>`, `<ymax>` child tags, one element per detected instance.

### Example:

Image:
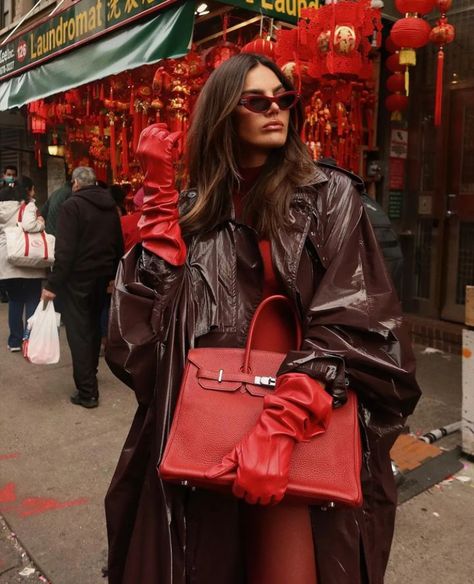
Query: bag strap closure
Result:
<box><xmin>197</xmin><ymin>367</ymin><xmax>276</xmax><ymax>388</ymax></box>
<box><xmin>242</xmin><ymin>294</ymin><xmax>302</xmax><ymax>374</ymax></box>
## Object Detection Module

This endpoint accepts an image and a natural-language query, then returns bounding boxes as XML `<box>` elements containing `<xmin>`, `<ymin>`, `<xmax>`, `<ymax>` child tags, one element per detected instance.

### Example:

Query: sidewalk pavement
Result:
<box><xmin>0</xmin><ymin>303</ymin><xmax>473</xmax><ymax>584</ymax></box>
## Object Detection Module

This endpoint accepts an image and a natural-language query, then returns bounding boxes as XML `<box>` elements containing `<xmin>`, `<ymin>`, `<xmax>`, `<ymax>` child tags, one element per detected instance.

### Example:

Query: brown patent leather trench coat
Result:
<box><xmin>105</xmin><ymin>165</ymin><xmax>421</xmax><ymax>584</ymax></box>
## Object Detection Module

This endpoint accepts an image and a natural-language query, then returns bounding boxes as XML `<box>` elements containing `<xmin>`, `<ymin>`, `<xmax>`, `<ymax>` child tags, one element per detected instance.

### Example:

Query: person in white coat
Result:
<box><xmin>0</xmin><ymin>181</ymin><xmax>46</xmax><ymax>351</ymax></box>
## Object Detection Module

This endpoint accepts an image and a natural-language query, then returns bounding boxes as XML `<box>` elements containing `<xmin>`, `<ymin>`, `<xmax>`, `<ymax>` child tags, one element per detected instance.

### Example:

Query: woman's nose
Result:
<box><xmin>268</xmin><ymin>100</ymin><xmax>280</xmax><ymax>114</ymax></box>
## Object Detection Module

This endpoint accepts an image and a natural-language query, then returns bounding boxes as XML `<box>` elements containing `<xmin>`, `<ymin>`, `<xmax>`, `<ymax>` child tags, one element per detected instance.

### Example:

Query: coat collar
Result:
<box><xmin>181</xmin><ymin>163</ymin><xmax>328</xmax><ymax>229</ymax></box>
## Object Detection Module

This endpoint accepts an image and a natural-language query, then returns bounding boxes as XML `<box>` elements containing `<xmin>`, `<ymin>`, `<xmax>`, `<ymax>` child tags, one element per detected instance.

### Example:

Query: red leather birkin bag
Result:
<box><xmin>159</xmin><ymin>295</ymin><xmax>363</xmax><ymax>507</ymax></box>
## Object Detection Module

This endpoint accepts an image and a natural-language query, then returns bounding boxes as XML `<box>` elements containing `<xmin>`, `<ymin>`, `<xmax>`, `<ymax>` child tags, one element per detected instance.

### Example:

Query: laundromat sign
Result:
<box><xmin>226</xmin><ymin>0</ymin><xmax>319</xmax><ymax>24</ymax></box>
<box><xmin>0</xmin><ymin>0</ymin><xmax>170</xmax><ymax>81</ymax></box>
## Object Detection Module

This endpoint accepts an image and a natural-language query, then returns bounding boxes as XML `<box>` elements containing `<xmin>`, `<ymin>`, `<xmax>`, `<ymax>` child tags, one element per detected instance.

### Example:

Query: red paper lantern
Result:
<box><xmin>385</xmin><ymin>35</ymin><xmax>400</xmax><ymax>53</ymax></box>
<box><xmin>385</xmin><ymin>93</ymin><xmax>409</xmax><ymax>120</ymax></box>
<box><xmin>386</xmin><ymin>93</ymin><xmax>408</xmax><ymax>111</ymax></box>
<box><xmin>391</xmin><ymin>17</ymin><xmax>431</xmax><ymax>65</ymax></box>
<box><xmin>395</xmin><ymin>0</ymin><xmax>436</xmax><ymax>15</ymax></box>
<box><xmin>386</xmin><ymin>73</ymin><xmax>406</xmax><ymax>93</ymax></box>
<box><xmin>391</xmin><ymin>17</ymin><xmax>431</xmax><ymax>51</ymax></box>
<box><xmin>386</xmin><ymin>53</ymin><xmax>405</xmax><ymax>73</ymax></box>
<box><xmin>241</xmin><ymin>38</ymin><xmax>275</xmax><ymax>60</ymax></box>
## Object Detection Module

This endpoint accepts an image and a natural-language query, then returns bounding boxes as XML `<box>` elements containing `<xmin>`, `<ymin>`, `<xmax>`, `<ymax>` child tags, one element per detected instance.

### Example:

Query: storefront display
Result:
<box><xmin>1</xmin><ymin>0</ymin><xmax>387</xmax><ymax>191</ymax></box>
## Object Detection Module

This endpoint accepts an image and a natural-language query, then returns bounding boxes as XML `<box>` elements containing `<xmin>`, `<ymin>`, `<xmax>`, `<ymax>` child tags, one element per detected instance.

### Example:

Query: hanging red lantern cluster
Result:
<box><xmin>27</xmin><ymin>100</ymin><xmax>48</xmax><ymax>167</ymax></box>
<box><xmin>391</xmin><ymin>0</ymin><xmax>435</xmax><ymax>94</ymax></box>
<box><xmin>299</xmin><ymin>1</ymin><xmax>382</xmax><ymax>80</ymax></box>
<box><xmin>384</xmin><ymin>36</ymin><xmax>408</xmax><ymax>121</ymax></box>
<box><xmin>429</xmin><ymin>0</ymin><xmax>455</xmax><ymax>126</ymax></box>
<box><xmin>274</xmin><ymin>0</ymin><xmax>382</xmax><ymax>171</ymax></box>
<box><xmin>28</xmin><ymin>100</ymin><xmax>47</xmax><ymax>134</ymax></box>
<box><xmin>34</xmin><ymin>46</ymin><xmax>211</xmax><ymax>183</ymax></box>
<box><xmin>26</xmin><ymin>6</ymin><xmax>382</xmax><ymax>182</ymax></box>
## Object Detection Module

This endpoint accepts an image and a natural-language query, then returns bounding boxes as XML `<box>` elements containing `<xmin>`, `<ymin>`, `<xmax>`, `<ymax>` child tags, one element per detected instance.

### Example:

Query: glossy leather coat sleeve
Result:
<box><xmin>105</xmin><ymin>245</ymin><xmax>185</xmax><ymax>405</ymax></box>
<box><xmin>278</xmin><ymin>173</ymin><xmax>421</xmax><ymax>421</ymax></box>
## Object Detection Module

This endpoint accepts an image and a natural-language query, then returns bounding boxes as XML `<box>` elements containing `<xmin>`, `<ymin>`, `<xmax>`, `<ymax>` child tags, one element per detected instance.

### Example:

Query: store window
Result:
<box><xmin>461</xmin><ymin>105</ymin><xmax>474</xmax><ymax>194</ymax></box>
<box><xmin>420</xmin><ymin>115</ymin><xmax>436</xmax><ymax>193</ymax></box>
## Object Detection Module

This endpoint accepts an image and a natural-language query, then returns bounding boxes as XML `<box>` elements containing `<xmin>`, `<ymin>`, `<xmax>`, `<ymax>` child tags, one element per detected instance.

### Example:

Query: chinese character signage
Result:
<box><xmin>0</xmin><ymin>0</ymin><xmax>169</xmax><ymax>81</ymax></box>
<box><xmin>223</xmin><ymin>0</ymin><xmax>319</xmax><ymax>24</ymax></box>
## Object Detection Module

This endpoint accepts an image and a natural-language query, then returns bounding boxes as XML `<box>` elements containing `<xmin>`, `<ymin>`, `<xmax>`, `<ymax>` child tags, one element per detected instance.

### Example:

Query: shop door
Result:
<box><xmin>442</xmin><ymin>87</ymin><xmax>474</xmax><ymax>322</ymax></box>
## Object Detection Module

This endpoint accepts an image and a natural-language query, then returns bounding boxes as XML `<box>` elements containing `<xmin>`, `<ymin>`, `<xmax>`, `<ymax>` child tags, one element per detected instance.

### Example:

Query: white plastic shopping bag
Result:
<box><xmin>23</xmin><ymin>301</ymin><xmax>60</xmax><ymax>365</ymax></box>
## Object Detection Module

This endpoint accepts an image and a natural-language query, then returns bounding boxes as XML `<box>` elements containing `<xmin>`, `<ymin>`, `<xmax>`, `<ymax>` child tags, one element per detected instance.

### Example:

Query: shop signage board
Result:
<box><xmin>388</xmin><ymin>191</ymin><xmax>403</xmax><ymax>220</ymax></box>
<box><xmin>0</xmin><ymin>0</ymin><xmax>175</xmax><ymax>82</ymax></box>
<box><xmin>389</xmin><ymin>157</ymin><xmax>406</xmax><ymax>191</ymax></box>
<box><xmin>389</xmin><ymin>129</ymin><xmax>408</xmax><ymax>159</ymax></box>
<box><xmin>223</xmin><ymin>0</ymin><xmax>319</xmax><ymax>24</ymax></box>
<box><xmin>0</xmin><ymin>2</ymin><xmax>194</xmax><ymax>110</ymax></box>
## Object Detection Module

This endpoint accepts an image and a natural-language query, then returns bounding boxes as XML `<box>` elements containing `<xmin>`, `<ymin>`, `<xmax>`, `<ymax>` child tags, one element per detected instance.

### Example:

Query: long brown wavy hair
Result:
<box><xmin>181</xmin><ymin>53</ymin><xmax>316</xmax><ymax>238</ymax></box>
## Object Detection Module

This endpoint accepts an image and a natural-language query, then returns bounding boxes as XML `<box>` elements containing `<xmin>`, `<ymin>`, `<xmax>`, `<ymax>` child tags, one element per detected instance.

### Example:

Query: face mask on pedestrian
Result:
<box><xmin>3</xmin><ymin>176</ymin><xmax>15</xmax><ymax>186</ymax></box>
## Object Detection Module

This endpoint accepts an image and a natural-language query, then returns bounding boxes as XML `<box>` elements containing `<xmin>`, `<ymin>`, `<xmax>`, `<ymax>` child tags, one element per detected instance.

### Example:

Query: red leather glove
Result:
<box><xmin>136</xmin><ymin>123</ymin><xmax>186</xmax><ymax>266</ymax></box>
<box><xmin>206</xmin><ymin>374</ymin><xmax>333</xmax><ymax>505</ymax></box>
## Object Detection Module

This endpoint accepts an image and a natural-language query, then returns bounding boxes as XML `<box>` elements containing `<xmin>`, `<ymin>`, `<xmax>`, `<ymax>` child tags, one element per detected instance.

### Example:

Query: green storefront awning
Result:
<box><xmin>0</xmin><ymin>1</ymin><xmax>194</xmax><ymax>111</ymax></box>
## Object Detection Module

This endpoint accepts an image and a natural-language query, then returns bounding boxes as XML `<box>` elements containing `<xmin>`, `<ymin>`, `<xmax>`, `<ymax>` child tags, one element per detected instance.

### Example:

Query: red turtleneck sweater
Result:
<box><xmin>234</xmin><ymin>167</ymin><xmax>298</xmax><ymax>353</ymax></box>
<box><xmin>234</xmin><ymin>166</ymin><xmax>281</xmax><ymax>299</ymax></box>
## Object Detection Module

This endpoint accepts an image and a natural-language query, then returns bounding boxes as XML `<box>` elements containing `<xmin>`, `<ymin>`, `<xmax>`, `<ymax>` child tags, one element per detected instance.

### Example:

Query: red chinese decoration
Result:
<box><xmin>24</xmin><ymin>3</ymin><xmax>384</xmax><ymax>182</ymax></box>
<box><xmin>241</xmin><ymin>37</ymin><xmax>276</xmax><ymax>60</ymax></box>
<box><xmin>385</xmin><ymin>92</ymin><xmax>409</xmax><ymax>121</ymax></box>
<box><xmin>274</xmin><ymin>0</ymin><xmax>382</xmax><ymax>171</ymax></box>
<box><xmin>27</xmin><ymin>100</ymin><xmax>47</xmax><ymax>167</ymax></box>
<box><xmin>430</xmin><ymin>0</ymin><xmax>455</xmax><ymax>126</ymax></box>
<box><xmin>391</xmin><ymin>0</ymin><xmax>435</xmax><ymax>94</ymax></box>
<box><xmin>384</xmin><ymin>37</ymin><xmax>408</xmax><ymax>121</ymax></box>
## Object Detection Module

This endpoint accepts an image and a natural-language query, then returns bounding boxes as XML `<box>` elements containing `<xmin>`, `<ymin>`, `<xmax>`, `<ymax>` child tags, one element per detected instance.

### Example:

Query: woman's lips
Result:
<box><xmin>262</xmin><ymin>122</ymin><xmax>284</xmax><ymax>131</ymax></box>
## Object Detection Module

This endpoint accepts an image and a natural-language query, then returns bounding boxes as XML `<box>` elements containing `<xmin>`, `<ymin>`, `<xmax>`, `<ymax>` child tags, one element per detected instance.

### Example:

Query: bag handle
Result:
<box><xmin>17</xmin><ymin>202</ymin><xmax>26</xmax><ymax>224</ymax></box>
<box><xmin>243</xmin><ymin>295</ymin><xmax>302</xmax><ymax>374</ymax></box>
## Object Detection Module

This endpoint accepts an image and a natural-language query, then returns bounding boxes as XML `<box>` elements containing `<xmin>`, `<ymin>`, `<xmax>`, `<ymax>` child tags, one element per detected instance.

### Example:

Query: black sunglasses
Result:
<box><xmin>238</xmin><ymin>91</ymin><xmax>300</xmax><ymax>114</ymax></box>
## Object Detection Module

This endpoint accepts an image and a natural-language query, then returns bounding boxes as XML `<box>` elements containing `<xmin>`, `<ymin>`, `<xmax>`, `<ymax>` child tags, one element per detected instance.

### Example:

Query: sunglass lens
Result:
<box><xmin>277</xmin><ymin>93</ymin><xmax>297</xmax><ymax>109</ymax></box>
<box><xmin>248</xmin><ymin>96</ymin><xmax>272</xmax><ymax>113</ymax></box>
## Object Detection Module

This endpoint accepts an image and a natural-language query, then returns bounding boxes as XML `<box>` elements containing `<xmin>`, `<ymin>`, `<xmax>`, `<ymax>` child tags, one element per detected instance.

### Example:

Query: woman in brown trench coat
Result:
<box><xmin>105</xmin><ymin>54</ymin><xmax>421</xmax><ymax>584</ymax></box>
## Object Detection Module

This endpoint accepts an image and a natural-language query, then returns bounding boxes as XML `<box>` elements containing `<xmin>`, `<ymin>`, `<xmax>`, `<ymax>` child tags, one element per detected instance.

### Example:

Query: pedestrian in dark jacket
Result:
<box><xmin>42</xmin><ymin>167</ymin><xmax>123</xmax><ymax>408</ymax></box>
<box><xmin>105</xmin><ymin>55</ymin><xmax>421</xmax><ymax>583</ymax></box>
<box><xmin>41</xmin><ymin>181</ymin><xmax>72</xmax><ymax>236</ymax></box>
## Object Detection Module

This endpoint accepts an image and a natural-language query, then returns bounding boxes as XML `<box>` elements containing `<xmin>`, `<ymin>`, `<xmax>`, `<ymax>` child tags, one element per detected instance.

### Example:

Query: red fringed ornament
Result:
<box><xmin>430</xmin><ymin>0</ymin><xmax>455</xmax><ymax>126</ymax></box>
<box><xmin>121</xmin><ymin>120</ymin><xmax>129</xmax><ymax>177</ymax></box>
<box><xmin>132</xmin><ymin>101</ymin><xmax>142</xmax><ymax>154</ymax></box>
<box><xmin>108</xmin><ymin>112</ymin><xmax>117</xmax><ymax>182</ymax></box>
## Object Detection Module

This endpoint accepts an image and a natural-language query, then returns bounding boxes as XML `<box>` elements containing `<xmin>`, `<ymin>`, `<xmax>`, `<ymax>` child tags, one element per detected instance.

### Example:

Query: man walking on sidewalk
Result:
<box><xmin>41</xmin><ymin>167</ymin><xmax>123</xmax><ymax>408</ymax></box>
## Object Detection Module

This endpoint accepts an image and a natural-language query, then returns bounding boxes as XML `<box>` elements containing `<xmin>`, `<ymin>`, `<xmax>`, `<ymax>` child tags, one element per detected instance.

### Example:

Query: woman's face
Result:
<box><xmin>234</xmin><ymin>64</ymin><xmax>290</xmax><ymax>165</ymax></box>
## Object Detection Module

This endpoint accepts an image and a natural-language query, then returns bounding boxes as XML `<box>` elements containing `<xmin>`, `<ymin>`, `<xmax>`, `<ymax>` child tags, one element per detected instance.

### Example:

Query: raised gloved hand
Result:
<box><xmin>206</xmin><ymin>373</ymin><xmax>332</xmax><ymax>505</ymax></box>
<box><xmin>136</xmin><ymin>123</ymin><xmax>186</xmax><ymax>266</ymax></box>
